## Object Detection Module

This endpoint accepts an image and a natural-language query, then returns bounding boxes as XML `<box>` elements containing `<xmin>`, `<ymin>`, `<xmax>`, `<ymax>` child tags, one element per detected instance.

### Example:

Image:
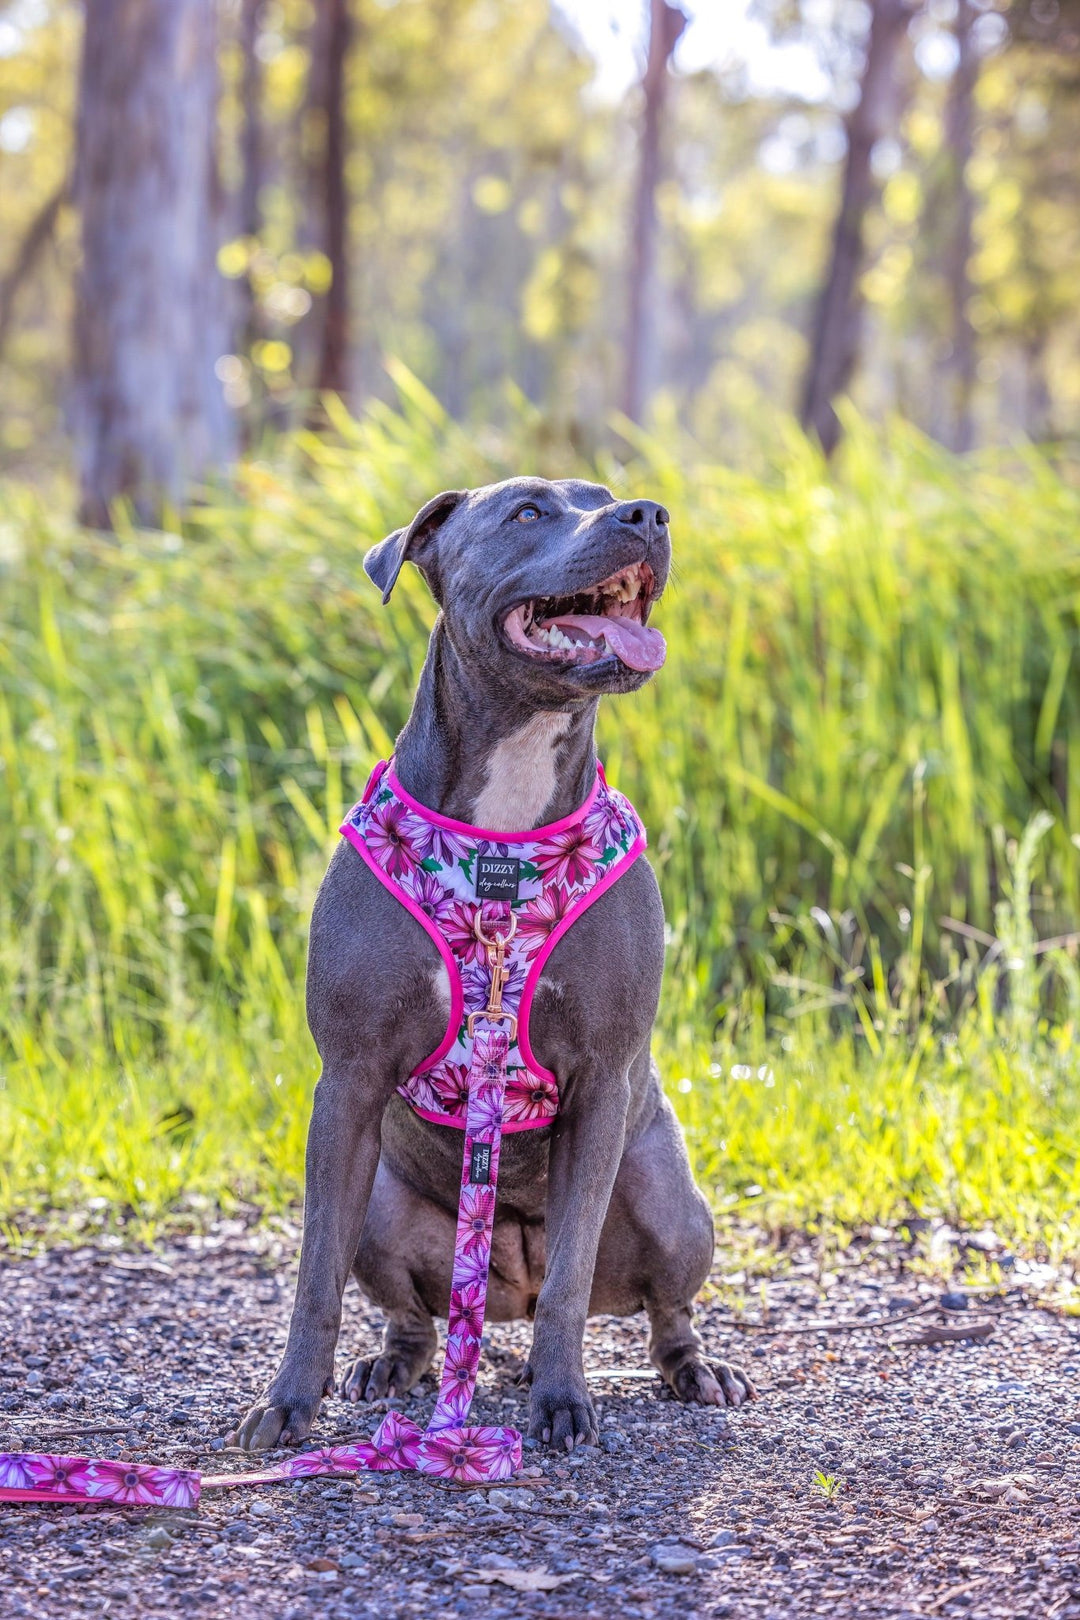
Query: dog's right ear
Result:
<box><xmin>364</xmin><ymin>489</ymin><xmax>467</xmax><ymax>604</ymax></box>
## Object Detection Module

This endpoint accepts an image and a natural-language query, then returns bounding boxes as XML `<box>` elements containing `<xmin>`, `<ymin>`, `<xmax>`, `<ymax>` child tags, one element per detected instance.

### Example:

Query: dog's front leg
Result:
<box><xmin>234</xmin><ymin>1070</ymin><xmax>382</xmax><ymax>1450</ymax></box>
<box><xmin>524</xmin><ymin>1072</ymin><xmax>630</xmax><ymax>1450</ymax></box>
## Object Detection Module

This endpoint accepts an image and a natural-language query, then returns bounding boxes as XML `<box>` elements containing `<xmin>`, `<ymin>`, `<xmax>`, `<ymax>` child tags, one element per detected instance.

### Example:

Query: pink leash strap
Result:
<box><xmin>0</xmin><ymin>925</ymin><xmax>522</xmax><ymax>1505</ymax></box>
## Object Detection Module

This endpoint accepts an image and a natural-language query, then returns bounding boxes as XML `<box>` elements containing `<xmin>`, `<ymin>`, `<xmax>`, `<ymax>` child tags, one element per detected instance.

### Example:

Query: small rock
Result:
<box><xmin>486</xmin><ymin>1489</ymin><xmax>515</xmax><ymax>1510</ymax></box>
<box><xmin>167</xmin><ymin>1410</ymin><xmax>188</xmax><ymax>1426</ymax></box>
<box><xmin>249</xmin><ymin>1500</ymin><xmax>274</xmax><ymax>1517</ymax></box>
<box><xmin>460</xmin><ymin>1584</ymin><xmax>491</xmax><ymax>1599</ymax></box>
<box><xmin>1005</xmin><ymin>1430</ymin><xmax>1027</xmax><ymax>1449</ymax></box>
<box><xmin>650</xmin><ymin>1544</ymin><xmax>698</xmax><ymax>1575</ymax></box>
<box><xmin>229</xmin><ymin>1336</ymin><xmax>247</xmax><ymax>1351</ymax></box>
<box><xmin>712</xmin><ymin>1530</ymin><xmax>737</xmax><ymax>1547</ymax></box>
<box><xmin>1066</xmin><ymin>1423</ymin><xmax>1080</xmax><ymax>1436</ymax></box>
<box><xmin>24</xmin><ymin>1355</ymin><xmax>47</xmax><ymax>1368</ymax></box>
<box><xmin>600</xmin><ymin>1429</ymin><xmax>626</xmax><ymax>1454</ymax></box>
<box><xmin>940</xmin><ymin>1292</ymin><xmax>968</xmax><ymax>1311</ymax></box>
<box><xmin>146</xmin><ymin>1527</ymin><xmax>174</xmax><ymax>1550</ymax></box>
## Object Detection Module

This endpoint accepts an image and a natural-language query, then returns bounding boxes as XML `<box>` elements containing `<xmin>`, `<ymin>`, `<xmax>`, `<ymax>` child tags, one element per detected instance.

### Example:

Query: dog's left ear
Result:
<box><xmin>364</xmin><ymin>489</ymin><xmax>467</xmax><ymax>604</ymax></box>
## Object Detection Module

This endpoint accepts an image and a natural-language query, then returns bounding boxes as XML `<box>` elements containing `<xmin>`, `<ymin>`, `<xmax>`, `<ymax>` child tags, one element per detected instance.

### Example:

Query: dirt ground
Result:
<box><xmin>2</xmin><ymin>1219</ymin><xmax>1079</xmax><ymax>1620</ymax></box>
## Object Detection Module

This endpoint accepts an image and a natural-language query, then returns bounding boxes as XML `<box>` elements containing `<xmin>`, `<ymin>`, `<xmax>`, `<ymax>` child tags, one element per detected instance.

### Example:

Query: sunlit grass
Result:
<box><xmin>2</xmin><ymin>391</ymin><xmax>1080</xmax><ymax>1249</ymax></box>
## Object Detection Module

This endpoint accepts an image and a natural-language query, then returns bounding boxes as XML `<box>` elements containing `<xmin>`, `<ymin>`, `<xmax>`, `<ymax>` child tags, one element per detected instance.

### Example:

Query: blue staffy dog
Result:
<box><xmin>234</xmin><ymin>477</ymin><xmax>756</xmax><ymax>1453</ymax></box>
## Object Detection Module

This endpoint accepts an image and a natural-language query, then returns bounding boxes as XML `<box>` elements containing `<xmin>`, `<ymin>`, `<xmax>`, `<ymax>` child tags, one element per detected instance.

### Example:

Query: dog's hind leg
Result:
<box><xmin>341</xmin><ymin>1157</ymin><xmax>442</xmax><ymax>1402</ymax></box>
<box><xmin>592</xmin><ymin>1090</ymin><xmax>757</xmax><ymax>1410</ymax></box>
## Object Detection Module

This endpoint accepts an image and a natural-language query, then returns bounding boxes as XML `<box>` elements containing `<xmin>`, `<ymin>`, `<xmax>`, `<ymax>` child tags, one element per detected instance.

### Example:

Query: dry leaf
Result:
<box><xmin>471</xmin><ymin>1568</ymin><xmax>579</xmax><ymax>1592</ymax></box>
<box><xmin>962</xmin><ymin>1473</ymin><xmax>1037</xmax><ymax>1501</ymax></box>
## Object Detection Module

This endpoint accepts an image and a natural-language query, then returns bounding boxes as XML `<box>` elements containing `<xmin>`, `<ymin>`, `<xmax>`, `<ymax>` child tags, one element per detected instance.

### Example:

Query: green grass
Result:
<box><xmin>3</xmin><ymin>385</ymin><xmax>1080</xmax><ymax>1252</ymax></box>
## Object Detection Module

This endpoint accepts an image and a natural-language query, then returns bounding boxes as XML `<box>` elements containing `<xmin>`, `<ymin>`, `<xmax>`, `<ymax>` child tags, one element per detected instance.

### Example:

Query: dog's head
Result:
<box><xmin>364</xmin><ymin>477</ymin><xmax>671</xmax><ymax>700</ymax></box>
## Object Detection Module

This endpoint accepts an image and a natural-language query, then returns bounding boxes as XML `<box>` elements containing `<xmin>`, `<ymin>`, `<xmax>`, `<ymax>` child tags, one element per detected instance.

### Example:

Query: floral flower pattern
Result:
<box><xmin>503</xmin><ymin>1072</ymin><xmax>561</xmax><ymax>1124</ymax></box>
<box><xmin>532</xmin><ymin>825</ymin><xmax>601</xmax><ymax>887</ymax></box>
<box><xmin>0</xmin><ymin>1454</ymin><xmax>37</xmax><ymax>1490</ymax></box>
<box><xmin>28</xmin><ymin>1454</ymin><xmax>93</xmax><ymax>1494</ymax></box>
<box><xmin>365</xmin><ymin>798</ymin><xmax>423</xmax><ymax>880</ymax></box>
<box><xmin>448</xmin><ymin>1280</ymin><xmax>487</xmax><ymax>1338</ymax></box>
<box><xmin>401</xmin><ymin>867</ymin><xmax>458</xmax><ymax>928</ymax></box>
<box><xmin>516</xmin><ymin>883</ymin><xmax>575</xmax><ymax>954</ymax></box>
<box><xmin>0</xmin><ymin>1453</ymin><xmax>199</xmax><ymax>1506</ymax></box>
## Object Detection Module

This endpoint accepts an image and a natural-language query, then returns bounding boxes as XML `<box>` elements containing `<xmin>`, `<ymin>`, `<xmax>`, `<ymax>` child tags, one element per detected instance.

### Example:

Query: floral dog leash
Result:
<box><xmin>0</xmin><ymin>941</ymin><xmax>522</xmax><ymax>1507</ymax></box>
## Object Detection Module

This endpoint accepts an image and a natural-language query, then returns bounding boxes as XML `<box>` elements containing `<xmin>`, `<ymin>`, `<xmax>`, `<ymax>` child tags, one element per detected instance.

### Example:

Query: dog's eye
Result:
<box><xmin>514</xmin><ymin>504</ymin><xmax>542</xmax><ymax>523</ymax></box>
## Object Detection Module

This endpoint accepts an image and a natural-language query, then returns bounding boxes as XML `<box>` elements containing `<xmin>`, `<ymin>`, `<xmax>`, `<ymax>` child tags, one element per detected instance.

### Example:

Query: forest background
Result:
<box><xmin>2</xmin><ymin>0</ymin><xmax>1080</xmax><ymax>1261</ymax></box>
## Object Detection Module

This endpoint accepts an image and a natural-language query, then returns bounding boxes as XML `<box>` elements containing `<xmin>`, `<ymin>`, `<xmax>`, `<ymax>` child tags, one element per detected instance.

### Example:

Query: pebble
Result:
<box><xmin>650</xmin><ymin>1544</ymin><xmax>699</xmax><ymax>1576</ymax></box>
<box><xmin>146</xmin><ymin>1528</ymin><xmax>174</xmax><ymax>1550</ymax></box>
<box><xmin>940</xmin><ymin>1292</ymin><xmax>969</xmax><ymax>1311</ymax></box>
<box><xmin>460</xmin><ymin>1583</ymin><xmax>491</xmax><ymax>1599</ymax></box>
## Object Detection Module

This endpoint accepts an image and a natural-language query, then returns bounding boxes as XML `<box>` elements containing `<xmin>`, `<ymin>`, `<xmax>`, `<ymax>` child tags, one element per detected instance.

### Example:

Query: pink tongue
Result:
<box><xmin>550</xmin><ymin>613</ymin><xmax>667</xmax><ymax>672</ymax></box>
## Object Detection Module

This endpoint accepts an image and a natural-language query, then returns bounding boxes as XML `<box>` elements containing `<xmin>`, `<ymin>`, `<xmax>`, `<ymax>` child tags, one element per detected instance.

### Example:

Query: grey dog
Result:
<box><xmin>234</xmin><ymin>477</ymin><xmax>756</xmax><ymax>1453</ymax></box>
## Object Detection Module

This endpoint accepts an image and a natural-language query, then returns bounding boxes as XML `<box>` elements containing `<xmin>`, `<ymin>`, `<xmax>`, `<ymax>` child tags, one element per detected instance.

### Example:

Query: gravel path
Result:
<box><xmin>2</xmin><ymin>1220</ymin><xmax>1080</xmax><ymax>1619</ymax></box>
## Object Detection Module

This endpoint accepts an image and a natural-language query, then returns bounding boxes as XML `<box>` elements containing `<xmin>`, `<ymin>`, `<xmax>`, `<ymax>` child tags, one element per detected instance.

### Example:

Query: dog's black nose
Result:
<box><xmin>613</xmin><ymin>500</ymin><xmax>669</xmax><ymax>534</ymax></box>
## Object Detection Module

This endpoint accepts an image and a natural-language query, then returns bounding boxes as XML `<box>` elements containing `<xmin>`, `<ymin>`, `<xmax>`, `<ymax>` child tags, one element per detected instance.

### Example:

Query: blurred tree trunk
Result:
<box><xmin>308</xmin><ymin>0</ymin><xmax>353</xmax><ymax>400</ymax></box>
<box><xmin>73</xmin><ymin>0</ymin><xmax>234</xmax><ymax>528</ymax></box>
<box><xmin>236</xmin><ymin>0</ymin><xmax>267</xmax><ymax>359</ymax></box>
<box><xmin>942</xmin><ymin>0</ymin><xmax>978</xmax><ymax>452</ymax></box>
<box><xmin>622</xmin><ymin>0</ymin><xmax>686</xmax><ymax>423</ymax></box>
<box><xmin>799</xmin><ymin>0</ymin><xmax>910</xmax><ymax>455</ymax></box>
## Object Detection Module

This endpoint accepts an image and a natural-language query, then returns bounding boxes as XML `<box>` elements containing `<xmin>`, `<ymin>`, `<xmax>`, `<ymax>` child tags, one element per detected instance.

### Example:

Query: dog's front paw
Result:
<box><xmin>230</xmin><ymin>1370</ymin><xmax>334</xmax><ymax>1451</ymax></box>
<box><xmin>525</xmin><ymin>1370</ymin><xmax>599</xmax><ymax>1451</ymax></box>
<box><xmin>671</xmin><ymin>1355</ymin><xmax>757</xmax><ymax>1408</ymax></box>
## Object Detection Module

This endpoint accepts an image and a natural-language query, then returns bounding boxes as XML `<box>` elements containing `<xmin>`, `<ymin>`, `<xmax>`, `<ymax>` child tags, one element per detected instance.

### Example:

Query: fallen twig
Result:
<box><xmin>728</xmin><ymin>1300</ymin><xmax>936</xmax><ymax>1336</ymax></box>
<box><xmin>0</xmin><ymin>1420</ymin><xmax>133</xmax><ymax>1438</ymax></box>
<box><xmin>898</xmin><ymin>1318</ymin><xmax>995</xmax><ymax>1346</ymax></box>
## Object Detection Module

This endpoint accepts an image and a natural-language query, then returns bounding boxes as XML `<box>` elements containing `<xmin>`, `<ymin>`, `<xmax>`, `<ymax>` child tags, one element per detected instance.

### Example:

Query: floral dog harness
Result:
<box><xmin>339</xmin><ymin>757</ymin><xmax>647</xmax><ymax>1130</ymax></box>
<box><xmin>0</xmin><ymin>760</ymin><xmax>649</xmax><ymax>1504</ymax></box>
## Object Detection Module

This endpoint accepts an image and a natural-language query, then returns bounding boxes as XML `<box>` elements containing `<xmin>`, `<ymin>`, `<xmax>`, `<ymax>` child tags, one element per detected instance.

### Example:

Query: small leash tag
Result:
<box><xmin>469</xmin><ymin>1141</ymin><xmax>492</xmax><ymax>1183</ymax></box>
<box><xmin>475</xmin><ymin>855</ymin><xmax>520</xmax><ymax>900</ymax></box>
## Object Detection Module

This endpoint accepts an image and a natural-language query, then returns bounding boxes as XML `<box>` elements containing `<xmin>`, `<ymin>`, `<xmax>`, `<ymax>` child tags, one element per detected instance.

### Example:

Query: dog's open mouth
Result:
<box><xmin>503</xmin><ymin>561</ymin><xmax>665</xmax><ymax>673</ymax></box>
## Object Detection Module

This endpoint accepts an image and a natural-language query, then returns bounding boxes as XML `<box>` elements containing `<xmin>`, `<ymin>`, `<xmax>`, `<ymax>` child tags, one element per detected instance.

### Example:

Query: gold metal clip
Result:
<box><xmin>466</xmin><ymin>909</ymin><xmax>518</xmax><ymax>1038</ymax></box>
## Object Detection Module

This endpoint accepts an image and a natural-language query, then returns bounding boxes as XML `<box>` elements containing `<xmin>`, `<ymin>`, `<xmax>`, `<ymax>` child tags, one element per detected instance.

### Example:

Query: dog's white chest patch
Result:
<box><xmin>471</xmin><ymin>712</ymin><xmax>572</xmax><ymax>831</ymax></box>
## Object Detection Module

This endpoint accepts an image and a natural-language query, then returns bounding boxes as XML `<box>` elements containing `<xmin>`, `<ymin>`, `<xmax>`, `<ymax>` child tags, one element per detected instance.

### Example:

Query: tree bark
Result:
<box><xmin>942</xmin><ymin>0</ymin><xmax>978</xmax><ymax>452</ymax></box>
<box><xmin>237</xmin><ymin>0</ymin><xmax>266</xmax><ymax>244</ymax></box>
<box><xmin>308</xmin><ymin>0</ymin><xmax>352</xmax><ymax>399</ymax></box>
<box><xmin>621</xmin><ymin>0</ymin><xmax>687</xmax><ymax>423</ymax></box>
<box><xmin>799</xmin><ymin>0</ymin><xmax>911</xmax><ymax>455</ymax></box>
<box><xmin>73</xmin><ymin>0</ymin><xmax>235</xmax><ymax>527</ymax></box>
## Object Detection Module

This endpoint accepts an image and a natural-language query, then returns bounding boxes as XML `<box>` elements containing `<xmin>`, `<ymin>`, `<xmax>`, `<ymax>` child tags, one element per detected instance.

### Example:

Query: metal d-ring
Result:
<box><xmin>473</xmin><ymin>908</ymin><xmax>517</xmax><ymax>949</ymax></box>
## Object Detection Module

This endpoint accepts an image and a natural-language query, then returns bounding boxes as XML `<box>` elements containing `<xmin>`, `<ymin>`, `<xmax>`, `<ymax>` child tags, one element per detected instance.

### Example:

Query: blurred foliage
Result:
<box><xmin>0</xmin><ymin>0</ymin><xmax>1078</xmax><ymax>468</ymax></box>
<box><xmin>3</xmin><ymin>398</ymin><xmax>1080</xmax><ymax>1241</ymax></box>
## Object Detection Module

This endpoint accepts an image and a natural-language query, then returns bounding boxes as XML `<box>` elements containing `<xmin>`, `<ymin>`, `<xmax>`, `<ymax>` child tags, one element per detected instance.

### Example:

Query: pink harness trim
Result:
<box><xmin>339</xmin><ymin>758</ymin><xmax>647</xmax><ymax>1130</ymax></box>
<box><xmin>1</xmin><ymin>763</ymin><xmax>648</xmax><ymax>1496</ymax></box>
